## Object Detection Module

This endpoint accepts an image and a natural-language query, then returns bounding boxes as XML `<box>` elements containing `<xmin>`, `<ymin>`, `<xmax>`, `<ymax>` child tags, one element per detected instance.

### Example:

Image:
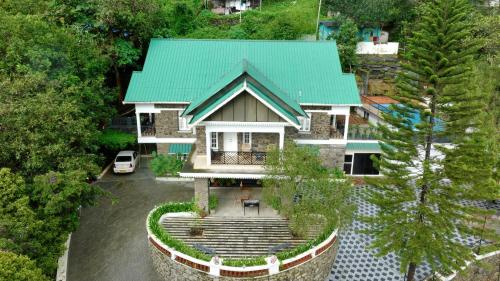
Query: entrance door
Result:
<box><xmin>224</xmin><ymin>132</ymin><xmax>238</xmax><ymax>151</ymax></box>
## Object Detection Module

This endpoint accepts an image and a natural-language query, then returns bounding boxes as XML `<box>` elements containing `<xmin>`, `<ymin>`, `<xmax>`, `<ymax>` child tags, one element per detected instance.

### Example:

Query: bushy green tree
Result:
<box><xmin>0</xmin><ymin>252</ymin><xmax>48</xmax><ymax>281</ymax></box>
<box><xmin>328</xmin><ymin>17</ymin><xmax>358</xmax><ymax>72</ymax></box>
<box><xmin>263</xmin><ymin>141</ymin><xmax>355</xmax><ymax>237</ymax></box>
<box><xmin>150</xmin><ymin>153</ymin><xmax>184</xmax><ymax>176</ymax></box>
<box><xmin>362</xmin><ymin>1</ymin><xmax>497</xmax><ymax>280</ymax></box>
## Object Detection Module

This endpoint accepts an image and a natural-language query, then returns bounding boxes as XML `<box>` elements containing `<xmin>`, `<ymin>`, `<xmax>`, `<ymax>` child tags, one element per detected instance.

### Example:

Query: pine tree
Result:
<box><xmin>361</xmin><ymin>1</ymin><xmax>497</xmax><ymax>280</ymax></box>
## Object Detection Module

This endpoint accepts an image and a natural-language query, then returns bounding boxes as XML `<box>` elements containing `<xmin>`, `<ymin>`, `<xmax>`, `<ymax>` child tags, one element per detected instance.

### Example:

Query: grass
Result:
<box><xmin>478</xmin><ymin>242</ymin><xmax>500</xmax><ymax>255</ymax></box>
<box><xmin>209</xmin><ymin>194</ymin><xmax>218</xmax><ymax>210</ymax></box>
<box><xmin>222</xmin><ymin>256</ymin><xmax>267</xmax><ymax>266</ymax></box>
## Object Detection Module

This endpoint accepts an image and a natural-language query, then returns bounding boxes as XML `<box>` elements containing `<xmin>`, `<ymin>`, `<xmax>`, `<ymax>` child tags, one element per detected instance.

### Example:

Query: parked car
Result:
<box><xmin>113</xmin><ymin>151</ymin><xmax>139</xmax><ymax>173</ymax></box>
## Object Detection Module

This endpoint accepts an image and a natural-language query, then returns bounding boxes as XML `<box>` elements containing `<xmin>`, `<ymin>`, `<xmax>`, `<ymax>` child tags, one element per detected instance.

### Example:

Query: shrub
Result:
<box><xmin>150</xmin><ymin>152</ymin><xmax>183</xmax><ymax>176</ymax></box>
<box><xmin>98</xmin><ymin>129</ymin><xmax>136</xmax><ymax>151</ymax></box>
<box><xmin>0</xmin><ymin>252</ymin><xmax>49</xmax><ymax>281</ymax></box>
<box><xmin>222</xmin><ymin>256</ymin><xmax>267</xmax><ymax>266</ymax></box>
<box><xmin>209</xmin><ymin>194</ymin><xmax>218</xmax><ymax>210</ymax></box>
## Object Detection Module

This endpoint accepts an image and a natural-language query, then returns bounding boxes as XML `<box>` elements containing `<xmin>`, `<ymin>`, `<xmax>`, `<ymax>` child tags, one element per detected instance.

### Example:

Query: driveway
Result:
<box><xmin>67</xmin><ymin>158</ymin><xmax>193</xmax><ymax>281</ymax></box>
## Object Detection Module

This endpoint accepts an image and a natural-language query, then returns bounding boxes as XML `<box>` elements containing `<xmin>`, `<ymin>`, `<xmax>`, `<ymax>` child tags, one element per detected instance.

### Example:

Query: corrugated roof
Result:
<box><xmin>124</xmin><ymin>39</ymin><xmax>360</xmax><ymax>105</ymax></box>
<box><xmin>168</xmin><ymin>144</ymin><xmax>193</xmax><ymax>155</ymax></box>
<box><xmin>346</xmin><ymin>142</ymin><xmax>381</xmax><ymax>152</ymax></box>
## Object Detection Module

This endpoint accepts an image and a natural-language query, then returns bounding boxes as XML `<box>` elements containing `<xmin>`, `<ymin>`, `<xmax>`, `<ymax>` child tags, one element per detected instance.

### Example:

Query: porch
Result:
<box><xmin>203</xmin><ymin>124</ymin><xmax>285</xmax><ymax>167</ymax></box>
<box><xmin>210</xmin><ymin>186</ymin><xmax>279</xmax><ymax>217</ymax></box>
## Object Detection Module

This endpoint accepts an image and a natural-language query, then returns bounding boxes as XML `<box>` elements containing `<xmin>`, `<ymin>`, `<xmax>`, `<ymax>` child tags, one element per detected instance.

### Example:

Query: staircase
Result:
<box><xmin>161</xmin><ymin>216</ymin><xmax>309</xmax><ymax>258</ymax></box>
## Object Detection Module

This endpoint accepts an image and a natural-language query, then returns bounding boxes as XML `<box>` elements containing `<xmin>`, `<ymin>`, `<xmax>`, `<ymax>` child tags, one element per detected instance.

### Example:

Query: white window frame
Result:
<box><xmin>178</xmin><ymin>111</ymin><xmax>189</xmax><ymax>131</ymax></box>
<box><xmin>243</xmin><ymin>132</ymin><xmax>252</xmax><ymax>146</ymax></box>
<box><xmin>211</xmin><ymin>132</ymin><xmax>218</xmax><ymax>150</ymax></box>
<box><xmin>343</xmin><ymin>154</ymin><xmax>353</xmax><ymax>175</ymax></box>
<box><xmin>298</xmin><ymin>113</ymin><xmax>311</xmax><ymax>132</ymax></box>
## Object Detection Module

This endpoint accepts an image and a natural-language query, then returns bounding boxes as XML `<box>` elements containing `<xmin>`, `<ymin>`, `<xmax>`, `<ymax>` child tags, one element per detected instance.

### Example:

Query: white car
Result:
<box><xmin>113</xmin><ymin>151</ymin><xmax>139</xmax><ymax>173</ymax></box>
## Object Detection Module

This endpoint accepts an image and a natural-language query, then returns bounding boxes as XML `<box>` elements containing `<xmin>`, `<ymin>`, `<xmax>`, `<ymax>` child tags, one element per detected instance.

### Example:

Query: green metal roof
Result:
<box><xmin>124</xmin><ymin>39</ymin><xmax>360</xmax><ymax>105</ymax></box>
<box><xmin>188</xmin><ymin>80</ymin><xmax>245</xmax><ymax>124</ymax></box>
<box><xmin>168</xmin><ymin>144</ymin><xmax>192</xmax><ymax>155</ymax></box>
<box><xmin>346</xmin><ymin>142</ymin><xmax>381</xmax><ymax>152</ymax></box>
<box><xmin>188</xmin><ymin>78</ymin><xmax>300</xmax><ymax>126</ymax></box>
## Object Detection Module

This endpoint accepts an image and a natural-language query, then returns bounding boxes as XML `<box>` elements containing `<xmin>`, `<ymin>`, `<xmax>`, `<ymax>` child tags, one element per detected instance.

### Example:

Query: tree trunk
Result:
<box><xmin>406</xmin><ymin>262</ymin><xmax>417</xmax><ymax>281</ymax></box>
<box><xmin>114</xmin><ymin>64</ymin><xmax>124</xmax><ymax>102</ymax></box>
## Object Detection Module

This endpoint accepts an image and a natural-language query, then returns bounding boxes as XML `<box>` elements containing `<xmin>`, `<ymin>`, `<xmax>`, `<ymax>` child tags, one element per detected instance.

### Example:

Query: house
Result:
<box><xmin>211</xmin><ymin>0</ymin><xmax>260</xmax><ymax>15</ymax></box>
<box><xmin>124</xmin><ymin>39</ymin><xmax>383</xmax><ymax>210</ymax></box>
<box><xmin>318</xmin><ymin>21</ymin><xmax>387</xmax><ymax>43</ymax></box>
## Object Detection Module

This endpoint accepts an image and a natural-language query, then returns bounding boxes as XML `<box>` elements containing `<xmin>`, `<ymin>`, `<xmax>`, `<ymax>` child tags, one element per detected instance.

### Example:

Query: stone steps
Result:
<box><xmin>161</xmin><ymin>216</ymin><xmax>309</xmax><ymax>257</ymax></box>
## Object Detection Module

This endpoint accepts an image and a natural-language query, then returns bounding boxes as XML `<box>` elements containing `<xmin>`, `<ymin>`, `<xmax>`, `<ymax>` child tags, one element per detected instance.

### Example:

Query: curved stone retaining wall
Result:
<box><xmin>148</xmin><ymin>224</ymin><xmax>339</xmax><ymax>281</ymax></box>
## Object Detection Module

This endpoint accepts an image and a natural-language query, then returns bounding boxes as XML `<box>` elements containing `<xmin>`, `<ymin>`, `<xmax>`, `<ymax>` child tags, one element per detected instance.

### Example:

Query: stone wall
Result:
<box><xmin>149</xmin><ymin>237</ymin><xmax>338</xmax><ymax>281</ymax></box>
<box><xmin>155</xmin><ymin>111</ymin><xmax>194</xmax><ymax>138</ymax></box>
<box><xmin>196</xmin><ymin>127</ymin><xmax>206</xmax><ymax>155</ymax></box>
<box><xmin>157</xmin><ymin>144</ymin><xmax>170</xmax><ymax>155</ymax></box>
<box><xmin>194</xmin><ymin>178</ymin><xmax>209</xmax><ymax>212</ymax></box>
<box><xmin>317</xmin><ymin>144</ymin><xmax>346</xmax><ymax>169</ymax></box>
<box><xmin>250</xmin><ymin>133</ymin><xmax>279</xmax><ymax>152</ymax></box>
<box><xmin>285</xmin><ymin>112</ymin><xmax>330</xmax><ymax>140</ymax></box>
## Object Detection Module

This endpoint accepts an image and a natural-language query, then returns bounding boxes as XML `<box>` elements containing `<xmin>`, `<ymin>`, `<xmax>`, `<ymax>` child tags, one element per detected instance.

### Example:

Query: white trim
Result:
<box><xmin>178</xmin><ymin>110</ymin><xmax>190</xmax><ymax>131</ymax></box>
<box><xmin>136</xmin><ymin>111</ymin><xmax>142</xmax><ymax>137</ymax></box>
<box><xmin>202</xmin><ymin>121</ymin><xmax>289</xmax><ymax>127</ymax></box>
<box><xmin>294</xmin><ymin>139</ymin><xmax>347</xmax><ymax>145</ymax></box>
<box><xmin>159</xmin><ymin>108</ymin><xmax>187</xmax><ymax>111</ymax></box>
<box><xmin>298</xmin><ymin>112</ymin><xmax>311</xmax><ymax>132</ymax></box>
<box><xmin>189</xmin><ymin>87</ymin><xmax>247</xmax><ymax>128</ymax></box>
<box><xmin>327</xmin><ymin>106</ymin><xmax>351</xmax><ymax>116</ymax></box>
<box><xmin>210</xmin><ymin>132</ymin><xmax>219</xmax><ymax>150</ymax></box>
<box><xmin>243</xmin><ymin>132</ymin><xmax>251</xmax><ymax>146</ymax></box>
<box><xmin>138</xmin><ymin>137</ymin><xmax>196</xmax><ymax>144</ymax></box>
<box><xmin>343</xmin><ymin>114</ymin><xmax>350</xmax><ymax>140</ymax></box>
<box><xmin>205</xmin><ymin>124</ymin><xmax>287</xmax><ymax>133</ymax></box>
<box><xmin>179</xmin><ymin>172</ymin><xmax>266</xmax><ymax>179</ymax></box>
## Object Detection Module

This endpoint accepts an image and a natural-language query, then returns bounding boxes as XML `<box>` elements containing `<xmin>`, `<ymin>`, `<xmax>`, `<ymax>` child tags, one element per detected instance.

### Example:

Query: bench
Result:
<box><xmin>192</xmin><ymin>243</ymin><xmax>216</xmax><ymax>255</ymax></box>
<box><xmin>243</xmin><ymin>199</ymin><xmax>260</xmax><ymax>215</ymax></box>
<box><xmin>268</xmin><ymin>242</ymin><xmax>291</xmax><ymax>254</ymax></box>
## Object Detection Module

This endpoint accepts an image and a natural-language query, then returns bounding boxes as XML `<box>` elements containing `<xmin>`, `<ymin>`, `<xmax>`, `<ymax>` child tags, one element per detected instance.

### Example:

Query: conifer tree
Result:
<box><xmin>361</xmin><ymin>1</ymin><xmax>497</xmax><ymax>280</ymax></box>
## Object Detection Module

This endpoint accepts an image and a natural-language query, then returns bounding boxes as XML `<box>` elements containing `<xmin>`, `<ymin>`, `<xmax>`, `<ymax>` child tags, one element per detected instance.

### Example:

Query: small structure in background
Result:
<box><xmin>211</xmin><ymin>0</ymin><xmax>260</xmax><ymax>15</ymax></box>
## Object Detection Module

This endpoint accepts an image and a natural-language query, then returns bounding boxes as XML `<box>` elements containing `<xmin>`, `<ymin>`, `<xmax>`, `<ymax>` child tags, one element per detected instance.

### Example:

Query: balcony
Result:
<box><xmin>141</xmin><ymin>125</ymin><xmax>156</xmax><ymax>137</ymax></box>
<box><xmin>211</xmin><ymin>151</ymin><xmax>267</xmax><ymax>165</ymax></box>
<box><xmin>347</xmin><ymin>125</ymin><xmax>377</xmax><ymax>140</ymax></box>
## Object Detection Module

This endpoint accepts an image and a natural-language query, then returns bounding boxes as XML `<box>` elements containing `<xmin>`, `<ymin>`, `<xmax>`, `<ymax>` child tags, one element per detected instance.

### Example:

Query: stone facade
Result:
<box><xmin>149</xmin><ymin>238</ymin><xmax>338</xmax><ymax>281</ymax></box>
<box><xmin>157</xmin><ymin>144</ymin><xmax>170</xmax><ymax>155</ymax></box>
<box><xmin>248</xmin><ymin>133</ymin><xmax>279</xmax><ymax>152</ymax></box>
<box><xmin>155</xmin><ymin>111</ymin><xmax>194</xmax><ymax>138</ymax></box>
<box><xmin>285</xmin><ymin>112</ymin><xmax>331</xmax><ymax>140</ymax></box>
<box><xmin>317</xmin><ymin>144</ymin><xmax>346</xmax><ymax>169</ymax></box>
<box><xmin>196</xmin><ymin>127</ymin><xmax>206</xmax><ymax>155</ymax></box>
<box><xmin>194</xmin><ymin>178</ymin><xmax>209</xmax><ymax>212</ymax></box>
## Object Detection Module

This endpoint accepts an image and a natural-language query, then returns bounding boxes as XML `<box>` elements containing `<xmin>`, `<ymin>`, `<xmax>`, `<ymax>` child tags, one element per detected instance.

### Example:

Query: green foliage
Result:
<box><xmin>328</xmin><ymin>16</ymin><xmax>359</xmax><ymax>72</ymax></box>
<box><xmin>148</xmin><ymin>201</ymin><xmax>212</xmax><ymax>261</ymax></box>
<box><xmin>98</xmin><ymin>129</ymin><xmax>137</xmax><ymax>152</ymax></box>
<box><xmin>362</xmin><ymin>0</ymin><xmax>498</xmax><ymax>279</ymax></box>
<box><xmin>170</xmin><ymin>1</ymin><xmax>196</xmax><ymax>36</ymax></box>
<box><xmin>150</xmin><ymin>152</ymin><xmax>184</xmax><ymax>177</ymax></box>
<box><xmin>324</xmin><ymin>0</ymin><xmax>415</xmax><ymax>27</ymax></box>
<box><xmin>263</xmin><ymin>141</ymin><xmax>355</xmax><ymax>238</ymax></box>
<box><xmin>112</xmin><ymin>39</ymin><xmax>141</xmax><ymax>67</ymax></box>
<box><xmin>0</xmin><ymin>252</ymin><xmax>48</xmax><ymax>281</ymax></box>
<box><xmin>208</xmin><ymin>194</ymin><xmax>218</xmax><ymax>210</ymax></box>
<box><xmin>222</xmin><ymin>256</ymin><xmax>267</xmax><ymax>266</ymax></box>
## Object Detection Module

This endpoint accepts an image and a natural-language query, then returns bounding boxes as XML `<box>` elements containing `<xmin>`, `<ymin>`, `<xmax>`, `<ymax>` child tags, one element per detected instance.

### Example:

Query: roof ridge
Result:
<box><xmin>150</xmin><ymin>38</ymin><xmax>336</xmax><ymax>44</ymax></box>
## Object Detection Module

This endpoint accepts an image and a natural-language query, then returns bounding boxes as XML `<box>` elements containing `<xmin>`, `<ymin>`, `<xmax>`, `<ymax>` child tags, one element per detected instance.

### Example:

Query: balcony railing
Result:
<box><xmin>141</xmin><ymin>125</ymin><xmax>156</xmax><ymax>137</ymax></box>
<box><xmin>330</xmin><ymin>127</ymin><xmax>344</xmax><ymax>139</ymax></box>
<box><xmin>348</xmin><ymin>125</ymin><xmax>377</xmax><ymax>140</ymax></box>
<box><xmin>211</xmin><ymin>151</ymin><xmax>267</xmax><ymax>165</ymax></box>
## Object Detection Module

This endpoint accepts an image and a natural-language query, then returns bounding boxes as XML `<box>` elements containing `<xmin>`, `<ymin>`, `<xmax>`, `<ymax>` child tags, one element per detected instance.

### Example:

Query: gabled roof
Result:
<box><xmin>188</xmin><ymin>77</ymin><xmax>302</xmax><ymax>128</ymax></box>
<box><xmin>124</xmin><ymin>39</ymin><xmax>360</xmax><ymax>106</ymax></box>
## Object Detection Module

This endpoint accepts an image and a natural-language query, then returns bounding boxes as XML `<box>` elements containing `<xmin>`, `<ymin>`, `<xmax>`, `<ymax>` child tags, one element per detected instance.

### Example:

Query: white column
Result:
<box><xmin>278</xmin><ymin>127</ymin><xmax>285</xmax><ymax>150</ymax></box>
<box><xmin>205</xmin><ymin>129</ymin><xmax>212</xmax><ymax>166</ymax></box>
<box><xmin>344</xmin><ymin>114</ymin><xmax>350</xmax><ymax>140</ymax></box>
<box><xmin>136</xmin><ymin>111</ymin><xmax>142</xmax><ymax>138</ymax></box>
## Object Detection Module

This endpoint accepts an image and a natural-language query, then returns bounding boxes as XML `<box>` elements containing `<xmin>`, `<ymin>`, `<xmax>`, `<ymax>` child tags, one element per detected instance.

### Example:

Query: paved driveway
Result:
<box><xmin>67</xmin><ymin>158</ymin><xmax>193</xmax><ymax>281</ymax></box>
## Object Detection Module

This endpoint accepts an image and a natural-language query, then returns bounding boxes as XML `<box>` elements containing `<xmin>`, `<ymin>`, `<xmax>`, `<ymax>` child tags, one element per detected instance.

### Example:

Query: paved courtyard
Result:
<box><xmin>67</xmin><ymin>162</ymin><xmax>499</xmax><ymax>281</ymax></box>
<box><xmin>67</xmin><ymin>158</ymin><xmax>193</xmax><ymax>281</ymax></box>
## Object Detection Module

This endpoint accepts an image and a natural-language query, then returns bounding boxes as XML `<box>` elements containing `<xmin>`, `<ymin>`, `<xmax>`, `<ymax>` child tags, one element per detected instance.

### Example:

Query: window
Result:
<box><xmin>243</xmin><ymin>132</ymin><xmax>251</xmax><ymax>145</ymax></box>
<box><xmin>343</xmin><ymin>154</ymin><xmax>353</xmax><ymax>175</ymax></box>
<box><xmin>178</xmin><ymin>111</ymin><xmax>189</xmax><ymax>131</ymax></box>
<box><xmin>298</xmin><ymin>113</ymin><xmax>311</xmax><ymax>132</ymax></box>
<box><xmin>211</xmin><ymin>132</ymin><xmax>218</xmax><ymax>150</ymax></box>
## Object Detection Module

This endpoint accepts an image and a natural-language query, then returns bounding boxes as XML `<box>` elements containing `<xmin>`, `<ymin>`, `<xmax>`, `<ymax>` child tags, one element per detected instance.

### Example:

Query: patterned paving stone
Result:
<box><xmin>328</xmin><ymin>186</ymin><xmax>497</xmax><ymax>281</ymax></box>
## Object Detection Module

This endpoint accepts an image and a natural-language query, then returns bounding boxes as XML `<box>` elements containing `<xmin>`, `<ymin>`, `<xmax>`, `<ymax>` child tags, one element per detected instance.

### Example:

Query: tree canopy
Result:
<box><xmin>263</xmin><ymin>141</ymin><xmax>355</xmax><ymax>237</ymax></box>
